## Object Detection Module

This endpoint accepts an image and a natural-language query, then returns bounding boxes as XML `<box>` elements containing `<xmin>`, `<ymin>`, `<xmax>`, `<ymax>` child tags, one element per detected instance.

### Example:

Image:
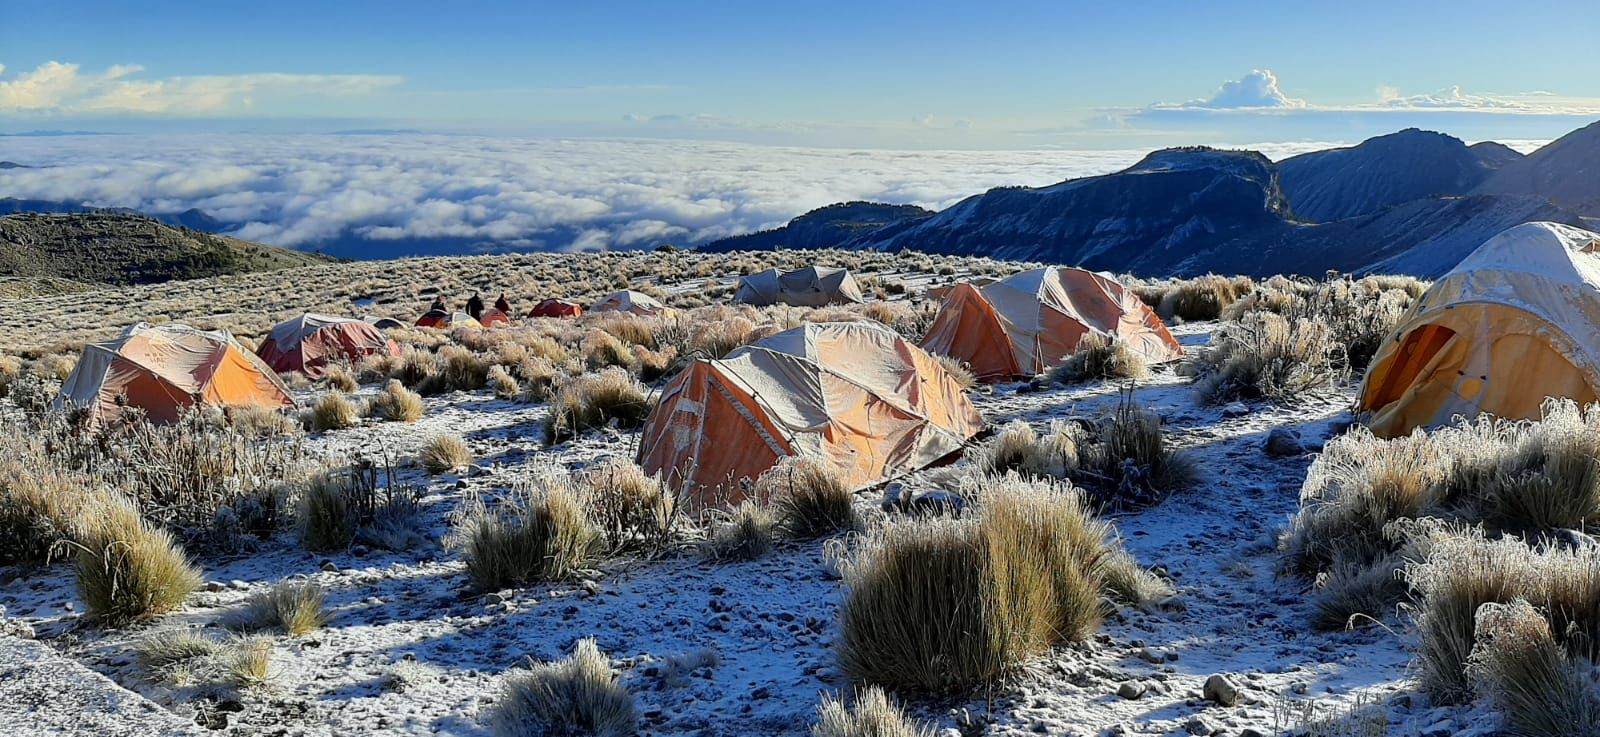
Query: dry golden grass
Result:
<box><xmin>1192</xmin><ymin>311</ymin><xmax>1339</xmax><ymax>403</ymax></box>
<box><xmin>71</xmin><ymin>494</ymin><xmax>204</xmax><ymax>623</ymax></box>
<box><xmin>702</xmin><ymin>501</ymin><xmax>776</xmax><ymax>561</ymax></box>
<box><xmin>1468</xmin><ymin>599</ymin><xmax>1600</xmax><ymax>737</ymax></box>
<box><xmin>1050</xmin><ymin>333</ymin><xmax>1150</xmax><ymax>384</ymax></box>
<box><xmin>245</xmin><ymin>579</ymin><xmax>327</xmax><ymax>637</ymax></box>
<box><xmin>420</xmin><ymin>434</ymin><xmax>474</xmax><ymax>475</ymax></box>
<box><xmin>581</xmin><ymin>458</ymin><xmax>676</xmax><ymax>554</ymax></box>
<box><xmin>322</xmin><ymin>364</ymin><xmax>359</xmax><ymax>393</ymax></box>
<box><xmin>306</xmin><ymin>392</ymin><xmax>362</xmax><ymax>432</ymax></box>
<box><xmin>367</xmin><ymin>379</ymin><xmax>426</xmax><ymax>422</ymax></box>
<box><xmin>836</xmin><ymin>475</ymin><xmax>1148</xmax><ymax>691</ymax></box>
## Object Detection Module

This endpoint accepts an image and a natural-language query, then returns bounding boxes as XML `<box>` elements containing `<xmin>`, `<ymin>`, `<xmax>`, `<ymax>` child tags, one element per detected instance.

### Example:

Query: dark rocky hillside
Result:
<box><xmin>1277</xmin><ymin>129</ymin><xmax>1491</xmax><ymax>222</ymax></box>
<box><xmin>0</xmin><ymin>212</ymin><xmax>333</xmax><ymax>287</ymax></box>
<box><xmin>703</xmin><ymin>201</ymin><xmax>932</xmax><ymax>251</ymax></box>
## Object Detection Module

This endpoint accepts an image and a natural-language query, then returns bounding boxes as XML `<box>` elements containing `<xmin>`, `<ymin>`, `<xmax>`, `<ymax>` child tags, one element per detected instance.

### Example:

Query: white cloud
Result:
<box><xmin>0</xmin><ymin>61</ymin><xmax>402</xmax><ymax>115</ymax></box>
<box><xmin>1148</xmin><ymin>70</ymin><xmax>1600</xmax><ymax>116</ymax></box>
<box><xmin>0</xmin><ymin>133</ymin><xmax>1331</xmax><ymax>255</ymax></box>
<box><xmin>1158</xmin><ymin>69</ymin><xmax>1306</xmax><ymax>110</ymax></box>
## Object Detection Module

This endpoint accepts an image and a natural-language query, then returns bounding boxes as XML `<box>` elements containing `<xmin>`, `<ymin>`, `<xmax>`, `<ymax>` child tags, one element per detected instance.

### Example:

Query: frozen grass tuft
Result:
<box><xmin>581</xmin><ymin>458</ymin><xmax>676</xmax><ymax>554</ymax></box>
<box><xmin>812</xmin><ymin>686</ymin><xmax>934</xmax><ymax>737</ymax></box>
<box><xmin>245</xmin><ymin>580</ymin><xmax>326</xmax><ymax>637</ymax></box>
<box><xmin>1050</xmin><ymin>333</ymin><xmax>1150</xmax><ymax>384</ymax></box>
<box><xmin>420</xmin><ymin>434</ymin><xmax>473</xmax><ymax>475</ymax></box>
<box><xmin>368</xmin><ymin>379</ymin><xmax>425</xmax><ymax>422</ymax></box>
<box><xmin>306</xmin><ymin>392</ymin><xmax>361</xmax><ymax>432</ymax></box>
<box><xmin>491</xmin><ymin>638</ymin><xmax>636</xmax><ymax>737</ymax></box>
<box><xmin>448</xmin><ymin>466</ymin><xmax>601</xmax><ymax>590</ymax></box>
<box><xmin>761</xmin><ymin>456</ymin><xmax>857</xmax><ymax>539</ymax></box>
<box><xmin>545</xmin><ymin>368</ymin><xmax>651</xmax><ymax>444</ymax></box>
<box><xmin>1468</xmin><ymin>598</ymin><xmax>1600</xmax><ymax>737</ymax></box>
<box><xmin>702</xmin><ymin>501</ymin><xmax>776</xmax><ymax>561</ymax></box>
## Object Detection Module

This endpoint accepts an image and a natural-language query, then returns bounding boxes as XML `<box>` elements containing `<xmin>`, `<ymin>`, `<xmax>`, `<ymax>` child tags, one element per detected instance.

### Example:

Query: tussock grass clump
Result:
<box><xmin>1223</xmin><ymin>276</ymin><xmax>1419</xmax><ymax>373</ymax></box>
<box><xmin>1468</xmin><ymin>599</ymin><xmax>1600</xmax><ymax>737</ymax></box>
<box><xmin>837</xmin><ymin>476</ymin><xmax>1151</xmax><ymax>690</ymax></box>
<box><xmin>812</xmin><ymin>687</ymin><xmax>934</xmax><ymax>737</ymax></box>
<box><xmin>136</xmin><ymin>629</ymin><xmax>222</xmax><ymax>671</ymax></box>
<box><xmin>245</xmin><ymin>580</ymin><xmax>327</xmax><ymax>637</ymax></box>
<box><xmin>488</xmin><ymin>365</ymin><xmax>522</xmax><ymax>400</ymax></box>
<box><xmin>1050</xmin><ymin>333</ymin><xmax>1150</xmax><ymax>384</ymax></box>
<box><xmin>72</xmin><ymin>495</ymin><xmax>204</xmax><ymax>623</ymax></box>
<box><xmin>299</xmin><ymin>471</ymin><xmax>359</xmax><ymax>551</ymax></box>
<box><xmin>0</xmin><ymin>462</ymin><xmax>93</xmax><ymax>564</ymax></box>
<box><xmin>322</xmin><ymin>364</ymin><xmax>359</xmax><ymax>393</ymax></box>
<box><xmin>297</xmin><ymin>461</ymin><xmax>423</xmax><ymax>552</ymax></box>
<box><xmin>227</xmin><ymin>635</ymin><xmax>276</xmax><ymax>689</ymax></box>
<box><xmin>582</xmin><ymin>458</ymin><xmax>676</xmax><ymax>553</ymax></box>
<box><xmin>1283</xmin><ymin>401</ymin><xmax>1600</xmax><ymax>631</ymax></box>
<box><xmin>390</xmin><ymin>348</ymin><xmax>437</xmax><ymax>388</ymax></box>
<box><xmin>491</xmin><ymin>638</ymin><xmax>636</xmax><ymax>737</ymax></box>
<box><xmin>367</xmin><ymin>379</ymin><xmax>426</xmax><ymax>422</ymax></box>
<box><xmin>448</xmin><ymin>468</ymin><xmax>601</xmax><ymax>590</ymax></box>
<box><xmin>763</xmin><ymin>456</ymin><xmax>857</xmax><ymax>539</ymax></box>
<box><xmin>1156</xmin><ymin>274</ymin><xmax>1250</xmax><ymax>321</ymax></box>
<box><xmin>972</xmin><ymin>398</ymin><xmax>1192</xmax><ymax>509</ymax></box>
<box><xmin>226</xmin><ymin>405</ymin><xmax>300</xmax><ymax>437</ymax></box>
<box><xmin>438</xmin><ymin>345</ymin><xmax>491</xmax><ymax>392</ymax></box>
<box><xmin>1192</xmin><ymin>312</ymin><xmax>1339</xmax><ymax>404</ymax></box>
<box><xmin>581</xmin><ymin>329</ymin><xmax>637</xmax><ymax>370</ymax></box>
<box><xmin>545</xmin><ymin>368</ymin><xmax>651</xmax><ymax>444</ymax></box>
<box><xmin>702</xmin><ymin>501</ymin><xmax>776</xmax><ymax>561</ymax></box>
<box><xmin>688</xmin><ymin>316</ymin><xmax>756</xmax><ymax>359</ymax></box>
<box><xmin>421</xmin><ymin>434</ymin><xmax>473</xmax><ymax>475</ymax></box>
<box><xmin>930</xmin><ymin>353</ymin><xmax>977</xmax><ymax>391</ymax></box>
<box><xmin>306</xmin><ymin>392</ymin><xmax>361</xmax><ymax>432</ymax></box>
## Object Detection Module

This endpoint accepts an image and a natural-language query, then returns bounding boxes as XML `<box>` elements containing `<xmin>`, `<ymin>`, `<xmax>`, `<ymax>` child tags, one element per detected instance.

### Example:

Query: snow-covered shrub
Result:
<box><xmin>1192</xmin><ymin>311</ymin><xmax>1339</xmax><ymax>404</ymax></box>
<box><xmin>448</xmin><ymin>468</ymin><xmax>601</xmax><ymax>590</ymax></box>
<box><xmin>1468</xmin><ymin>599</ymin><xmax>1600</xmax><ymax>737</ymax></box>
<box><xmin>761</xmin><ymin>456</ymin><xmax>857</xmax><ymax>539</ymax></box>
<box><xmin>72</xmin><ymin>494</ymin><xmax>203</xmax><ymax>623</ymax></box>
<box><xmin>581</xmin><ymin>457</ymin><xmax>676</xmax><ymax>553</ymax></box>
<box><xmin>491</xmin><ymin>638</ymin><xmax>636</xmax><ymax>737</ymax></box>
<box><xmin>544</xmin><ymin>368</ymin><xmax>651</xmax><ymax>444</ymax></box>
<box><xmin>811</xmin><ymin>686</ymin><xmax>934</xmax><ymax>737</ymax></box>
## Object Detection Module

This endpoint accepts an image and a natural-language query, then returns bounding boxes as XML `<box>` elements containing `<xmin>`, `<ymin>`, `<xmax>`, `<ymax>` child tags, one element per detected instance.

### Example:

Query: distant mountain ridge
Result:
<box><xmin>708</xmin><ymin>122</ymin><xmax>1600</xmax><ymax>277</ymax></box>
<box><xmin>0</xmin><ymin>212</ymin><xmax>334</xmax><ymax>287</ymax></box>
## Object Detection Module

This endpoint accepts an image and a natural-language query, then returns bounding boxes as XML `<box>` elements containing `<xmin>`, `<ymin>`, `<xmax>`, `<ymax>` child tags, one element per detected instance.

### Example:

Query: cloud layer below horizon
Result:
<box><xmin>0</xmin><ymin>135</ymin><xmax>1348</xmax><ymax>255</ymax></box>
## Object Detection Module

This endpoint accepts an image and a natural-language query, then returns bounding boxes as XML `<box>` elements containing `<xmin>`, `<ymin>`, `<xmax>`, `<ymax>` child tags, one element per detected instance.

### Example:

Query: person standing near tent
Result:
<box><xmin>429</xmin><ymin>294</ymin><xmax>447</xmax><ymax>312</ymax></box>
<box><xmin>494</xmin><ymin>293</ymin><xmax>511</xmax><ymax>314</ymax></box>
<box><xmin>466</xmin><ymin>292</ymin><xmax>484</xmax><ymax>320</ymax></box>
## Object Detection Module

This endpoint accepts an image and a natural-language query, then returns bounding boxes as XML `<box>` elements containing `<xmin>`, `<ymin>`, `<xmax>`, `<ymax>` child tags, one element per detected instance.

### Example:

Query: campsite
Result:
<box><xmin>3</xmin><ymin>229</ymin><xmax>1597</xmax><ymax>737</ymax></box>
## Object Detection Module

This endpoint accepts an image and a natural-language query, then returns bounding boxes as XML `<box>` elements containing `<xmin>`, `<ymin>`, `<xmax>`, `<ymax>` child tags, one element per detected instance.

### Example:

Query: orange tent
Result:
<box><xmin>528</xmin><ymin>299</ymin><xmax>584</xmax><ymax>318</ymax></box>
<box><xmin>58</xmin><ymin>323</ymin><xmax>295</xmax><ymax>425</ymax></box>
<box><xmin>415</xmin><ymin>310</ymin><xmax>482</xmax><ymax>329</ymax></box>
<box><xmin>256</xmin><ymin>314</ymin><xmax>399</xmax><ymax>378</ymax></box>
<box><xmin>920</xmin><ymin>266</ymin><xmax>1182</xmax><ymax>382</ymax></box>
<box><xmin>478</xmin><ymin>308</ymin><xmax>512</xmax><ymax>328</ymax></box>
<box><xmin>638</xmin><ymin>321</ymin><xmax>984</xmax><ymax>509</ymax></box>
<box><xmin>1358</xmin><ymin>222</ymin><xmax>1600</xmax><ymax>437</ymax></box>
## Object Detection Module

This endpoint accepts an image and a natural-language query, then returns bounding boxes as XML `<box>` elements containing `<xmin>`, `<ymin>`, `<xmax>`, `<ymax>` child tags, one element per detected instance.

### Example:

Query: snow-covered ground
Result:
<box><xmin>0</xmin><ymin>321</ymin><xmax>1499</xmax><ymax>736</ymax></box>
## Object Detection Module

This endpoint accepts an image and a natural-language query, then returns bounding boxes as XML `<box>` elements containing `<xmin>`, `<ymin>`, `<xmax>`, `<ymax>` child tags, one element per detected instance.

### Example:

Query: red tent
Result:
<box><xmin>479</xmin><ymin>308</ymin><xmax>512</xmax><ymax>328</ymax></box>
<box><xmin>528</xmin><ymin>299</ymin><xmax>584</xmax><ymax>318</ymax></box>
<box><xmin>257</xmin><ymin>314</ymin><xmax>399</xmax><ymax>378</ymax></box>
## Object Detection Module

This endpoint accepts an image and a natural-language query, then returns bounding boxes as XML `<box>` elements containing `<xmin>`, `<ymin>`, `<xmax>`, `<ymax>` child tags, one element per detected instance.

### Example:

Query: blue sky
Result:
<box><xmin>5</xmin><ymin>0</ymin><xmax>1599</xmax><ymax>148</ymax></box>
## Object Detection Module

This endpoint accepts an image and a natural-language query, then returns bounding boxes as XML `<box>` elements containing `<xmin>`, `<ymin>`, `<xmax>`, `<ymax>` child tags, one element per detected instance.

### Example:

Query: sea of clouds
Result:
<box><xmin>0</xmin><ymin>134</ymin><xmax>1341</xmax><ymax>257</ymax></box>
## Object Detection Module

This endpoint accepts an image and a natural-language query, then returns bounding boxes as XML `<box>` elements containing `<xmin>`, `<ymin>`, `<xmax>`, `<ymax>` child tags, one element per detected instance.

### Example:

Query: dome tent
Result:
<box><xmin>477</xmin><ymin>308</ymin><xmax>512</xmax><ymax>328</ymax></box>
<box><xmin>58</xmin><ymin>323</ymin><xmax>295</xmax><ymax>425</ymax></box>
<box><xmin>528</xmin><ymin>298</ymin><xmax>583</xmax><ymax>318</ymax></box>
<box><xmin>920</xmin><ymin>266</ymin><xmax>1182</xmax><ymax>382</ymax></box>
<box><xmin>257</xmin><ymin>313</ymin><xmax>399</xmax><ymax>378</ymax></box>
<box><xmin>735</xmin><ymin>266</ymin><xmax>864</xmax><ymax>307</ymax></box>
<box><xmin>415</xmin><ymin>310</ymin><xmax>482</xmax><ymax>329</ymax></box>
<box><xmin>1358</xmin><ymin>221</ymin><xmax>1600</xmax><ymax>438</ymax></box>
<box><xmin>592</xmin><ymin>290</ymin><xmax>668</xmax><ymax>316</ymax></box>
<box><xmin>637</xmin><ymin>321</ymin><xmax>983</xmax><ymax>509</ymax></box>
